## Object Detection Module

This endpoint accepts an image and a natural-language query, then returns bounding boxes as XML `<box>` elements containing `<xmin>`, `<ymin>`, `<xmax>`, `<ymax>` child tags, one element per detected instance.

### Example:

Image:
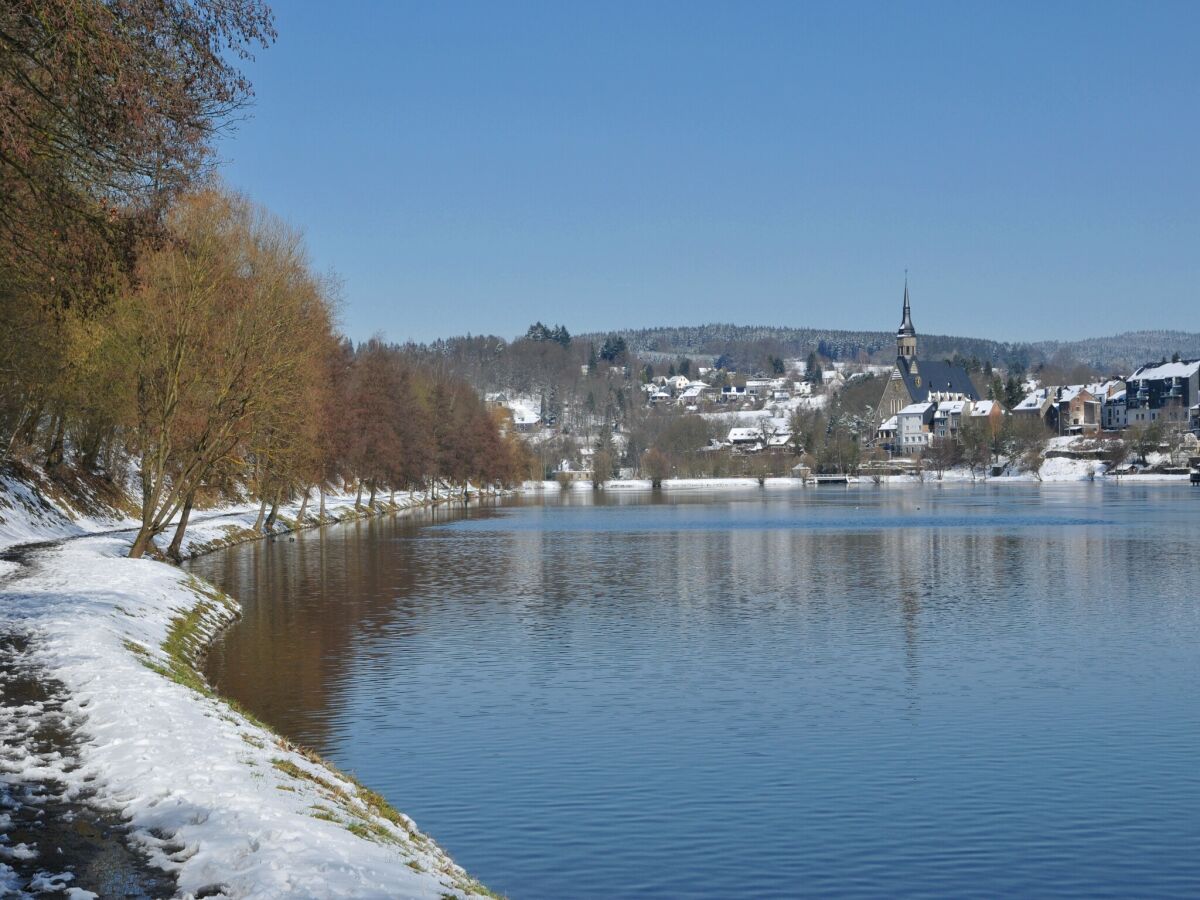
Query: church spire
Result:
<box><xmin>899</xmin><ymin>273</ymin><xmax>914</xmax><ymax>336</ymax></box>
<box><xmin>896</xmin><ymin>274</ymin><xmax>917</xmax><ymax>361</ymax></box>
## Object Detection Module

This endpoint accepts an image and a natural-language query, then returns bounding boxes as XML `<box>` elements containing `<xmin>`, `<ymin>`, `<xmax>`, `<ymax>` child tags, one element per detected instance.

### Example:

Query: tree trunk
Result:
<box><xmin>101</xmin><ymin>435</ymin><xmax>120</xmax><ymax>476</ymax></box>
<box><xmin>367</xmin><ymin>481</ymin><xmax>377</xmax><ymax>509</ymax></box>
<box><xmin>129</xmin><ymin>527</ymin><xmax>156</xmax><ymax>560</ymax></box>
<box><xmin>78</xmin><ymin>427</ymin><xmax>105</xmax><ymax>472</ymax></box>
<box><xmin>253</xmin><ymin>497</ymin><xmax>267</xmax><ymax>532</ymax></box>
<box><xmin>296</xmin><ymin>488</ymin><xmax>310</xmax><ymax>526</ymax></box>
<box><xmin>41</xmin><ymin>412</ymin><xmax>59</xmax><ymax>457</ymax></box>
<box><xmin>318</xmin><ymin>485</ymin><xmax>326</xmax><ymax>520</ymax></box>
<box><xmin>16</xmin><ymin>401</ymin><xmax>45</xmax><ymax>448</ymax></box>
<box><xmin>354</xmin><ymin>480</ymin><xmax>363</xmax><ymax>509</ymax></box>
<box><xmin>44</xmin><ymin>415</ymin><xmax>66</xmax><ymax>468</ymax></box>
<box><xmin>166</xmin><ymin>490</ymin><xmax>196</xmax><ymax>562</ymax></box>
<box><xmin>264</xmin><ymin>491</ymin><xmax>282</xmax><ymax>532</ymax></box>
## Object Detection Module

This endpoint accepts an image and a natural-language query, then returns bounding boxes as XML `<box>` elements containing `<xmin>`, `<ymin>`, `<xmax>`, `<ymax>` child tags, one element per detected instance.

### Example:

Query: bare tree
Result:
<box><xmin>926</xmin><ymin>436</ymin><xmax>960</xmax><ymax>480</ymax></box>
<box><xmin>122</xmin><ymin>190</ymin><xmax>333</xmax><ymax>558</ymax></box>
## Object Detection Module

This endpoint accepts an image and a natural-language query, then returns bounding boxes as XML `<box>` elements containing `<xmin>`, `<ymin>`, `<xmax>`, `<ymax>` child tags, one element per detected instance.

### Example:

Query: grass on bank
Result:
<box><xmin>121</xmin><ymin>551</ymin><xmax>504</xmax><ymax>898</ymax></box>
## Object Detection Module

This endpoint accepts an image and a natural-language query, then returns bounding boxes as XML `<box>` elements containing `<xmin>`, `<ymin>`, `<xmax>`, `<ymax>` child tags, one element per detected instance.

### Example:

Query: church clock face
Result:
<box><xmin>915</xmin><ymin>376</ymin><xmax>921</xmax><ymax>387</ymax></box>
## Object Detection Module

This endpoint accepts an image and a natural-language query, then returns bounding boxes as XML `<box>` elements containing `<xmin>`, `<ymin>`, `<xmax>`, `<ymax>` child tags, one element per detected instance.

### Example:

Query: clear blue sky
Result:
<box><xmin>216</xmin><ymin>1</ymin><xmax>1199</xmax><ymax>345</ymax></box>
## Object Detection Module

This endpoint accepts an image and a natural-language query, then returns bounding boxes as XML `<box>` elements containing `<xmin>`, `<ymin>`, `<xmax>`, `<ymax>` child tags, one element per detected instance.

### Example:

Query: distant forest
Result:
<box><xmin>408</xmin><ymin>322</ymin><xmax>1200</xmax><ymax>430</ymax></box>
<box><xmin>575</xmin><ymin>324</ymin><xmax>1200</xmax><ymax>375</ymax></box>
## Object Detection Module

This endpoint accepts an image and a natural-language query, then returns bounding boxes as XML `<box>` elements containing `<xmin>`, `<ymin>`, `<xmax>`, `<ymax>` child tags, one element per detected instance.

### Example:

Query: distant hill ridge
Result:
<box><xmin>575</xmin><ymin>324</ymin><xmax>1200</xmax><ymax>373</ymax></box>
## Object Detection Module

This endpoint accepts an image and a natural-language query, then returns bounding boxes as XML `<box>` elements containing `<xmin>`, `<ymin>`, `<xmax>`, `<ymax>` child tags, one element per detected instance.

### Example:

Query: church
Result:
<box><xmin>874</xmin><ymin>281</ymin><xmax>978</xmax><ymax>450</ymax></box>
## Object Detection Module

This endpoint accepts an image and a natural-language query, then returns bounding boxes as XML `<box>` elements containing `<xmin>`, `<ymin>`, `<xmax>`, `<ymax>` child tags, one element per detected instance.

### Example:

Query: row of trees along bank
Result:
<box><xmin>0</xmin><ymin>1</ymin><xmax>530</xmax><ymax>559</ymax></box>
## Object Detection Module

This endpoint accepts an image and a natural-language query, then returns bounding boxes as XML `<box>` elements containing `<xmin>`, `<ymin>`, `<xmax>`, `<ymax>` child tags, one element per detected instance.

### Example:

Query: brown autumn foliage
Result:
<box><xmin>1</xmin><ymin>0</ymin><xmax>274</xmax><ymax>459</ymax></box>
<box><xmin>0</xmin><ymin>0</ymin><xmax>275</xmax><ymax>311</ymax></box>
<box><xmin>0</xmin><ymin>5</ymin><xmax>531</xmax><ymax>560</ymax></box>
<box><xmin>120</xmin><ymin>190</ymin><xmax>530</xmax><ymax>557</ymax></box>
<box><xmin>6</xmin><ymin>184</ymin><xmax>532</xmax><ymax>558</ymax></box>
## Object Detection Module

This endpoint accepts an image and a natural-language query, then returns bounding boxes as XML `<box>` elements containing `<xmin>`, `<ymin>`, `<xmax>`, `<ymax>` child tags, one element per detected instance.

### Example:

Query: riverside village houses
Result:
<box><xmin>874</xmin><ymin>282</ymin><xmax>980</xmax><ymax>454</ymax></box>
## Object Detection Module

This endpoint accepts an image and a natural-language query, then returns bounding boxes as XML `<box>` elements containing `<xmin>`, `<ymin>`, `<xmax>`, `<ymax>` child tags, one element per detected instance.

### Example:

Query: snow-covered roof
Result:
<box><xmin>937</xmin><ymin>400</ymin><xmax>967</xmax><ymax>414</ymax></box>
<box><xmin>510</xmin><ymin>408</ymin><xmax>540</xmax><ymax>425</ymax></box>
<box><xmin>969</xmin><ymin>400</ymin><xmax>998</xmax><ymax>416</ymax></box>
<box><xmin>504</xmin><ymin>400</ymin><xmax>541</xmax><ymax>425</ymax></box>
<box><xmin>899</xmin><ymin>402</ymin><xmax>934</xmax><ymax>416</ymax></box>
<box><xmin>766</xmin><ymin>434</ymin><xmax>792</xmax><ymax>447</ymax></box>
<box><xmin>727</xmin><ymin>427</ymin><xmax>762</xmax><ymax>442</ymax></box>
<box><xmin>878</xmin><ymin>416</ymin><xmax>898</xmax><ymax>431</ymax></box>
<box><xmin>1015</xmin><ymin>389</ymin><xmax>1050</xmax><ymax>411</ymax></box>
<box><xmin>1060</xmin><ymin>383</ymin><xmax>1114</xmax><ymax>403</ymax></box>
<box><xmin>1129</xmin><ymin>359</ymin><xmax>1200</xmax><ymax>382</ymax></box>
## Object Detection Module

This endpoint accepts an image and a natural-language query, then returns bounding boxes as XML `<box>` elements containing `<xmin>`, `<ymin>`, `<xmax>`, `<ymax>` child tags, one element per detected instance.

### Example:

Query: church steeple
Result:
<box><xmin>897</xmin><ymin>275</ymin><xmax>917</xmax><ymax>361</ymax></box>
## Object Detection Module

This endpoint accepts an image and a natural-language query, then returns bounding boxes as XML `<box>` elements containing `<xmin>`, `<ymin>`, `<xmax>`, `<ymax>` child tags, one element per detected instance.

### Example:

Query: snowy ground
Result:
<box><xmin>0</xmin><ymin>475</ymin><xmax>497</xmax><ymax>899</ymax></box>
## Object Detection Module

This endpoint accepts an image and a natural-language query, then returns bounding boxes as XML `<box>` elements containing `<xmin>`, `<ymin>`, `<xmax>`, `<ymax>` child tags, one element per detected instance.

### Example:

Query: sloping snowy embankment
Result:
<box><xmin>0</xmin><ymin>474</ymin><xmax>497</xmax><ymax>899</ymax></box>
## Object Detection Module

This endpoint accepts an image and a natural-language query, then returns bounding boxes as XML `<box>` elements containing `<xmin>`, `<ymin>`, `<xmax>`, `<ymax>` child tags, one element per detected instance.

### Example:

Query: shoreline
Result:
<box><xmin>0</xmin><ymin>472</ymin><xmax>503</xmax><ymax>899</ymax></box>
<box><xmin>528</xmin><ymin>469</ymin><xmax>1193</xmax><ymax>493</ymax></box>
<box><xmin>1</xmin><ymin>470</ymin><xmax>1192</xmax><ymax>896</ymax></box>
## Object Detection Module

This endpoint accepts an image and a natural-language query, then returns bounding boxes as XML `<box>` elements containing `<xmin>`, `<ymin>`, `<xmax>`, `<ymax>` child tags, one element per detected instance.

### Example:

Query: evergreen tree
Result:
<box><xmin>1004</xmin><ymin>376</ymin><xmax>1025</xmax><ymax>410</ymax></box>
<box><xmin>805</xmin><ymin>351</ymin><xmax>823</xmax><ymax>385</ymax></box>
<box><xmin>600</xmin><ymin>335</ymin><xmax>628</xmax><ymax>362</ymax></box>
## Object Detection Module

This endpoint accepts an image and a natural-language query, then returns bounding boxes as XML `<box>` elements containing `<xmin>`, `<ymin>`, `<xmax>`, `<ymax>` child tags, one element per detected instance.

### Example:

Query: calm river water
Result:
<box><xmin>190</xmin><ymin>485</ymin><xmax>1200</xmax><ymax>898</ymax></box>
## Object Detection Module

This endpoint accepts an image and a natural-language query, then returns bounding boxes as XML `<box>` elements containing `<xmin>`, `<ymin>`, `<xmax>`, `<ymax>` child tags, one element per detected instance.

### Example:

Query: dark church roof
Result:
<box><xmin>897</xmin><ymin>357</ymin><xmax>979</xmax><ymax>403</ymax></box>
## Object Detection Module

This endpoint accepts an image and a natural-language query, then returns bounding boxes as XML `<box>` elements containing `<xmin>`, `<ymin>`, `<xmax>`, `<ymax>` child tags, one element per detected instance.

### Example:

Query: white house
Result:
<box><xmin>932</xmin><ymin>399</ymin><xmax>968</xmax><ymax>439</ymax></box>
<box><xmin>727</xmin><ymin>427</ymin><xmax>763</xmax><ymax>450</ymax></box>
<box><xmin>897</xmin><ymin>402</ymin><xmax>935</xmax><ymax>455</ymax></box>
<box><xmin>678</xmin><ymin>382</ymin><xmax>711</xmax><ymax>404</ymax></box>
<box><xmin>876</xmin><ymin>414</ymin><xmax>899</xmax><ymax>447</ymax></box>
<box><xmin>667</xmin><ymin>375</ymin><xmax>691</xmax><ymax>392</ymax></box>
<box><xmin>1102</xmin><ymin>389</ymin><xmax>1127</xmax><ymax>430</ymax></box>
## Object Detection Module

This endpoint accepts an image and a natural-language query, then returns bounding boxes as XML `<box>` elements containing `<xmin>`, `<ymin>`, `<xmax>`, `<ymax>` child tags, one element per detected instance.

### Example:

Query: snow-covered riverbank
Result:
<box><xmin>528</xmin><ymin>463</ymin><xmax>1191</xmax><ymax>493</ymax></box>
<box><xmin>0</xmin><ymin>473</ymin><xmax>499</xmax><ymax>899</ymax></box>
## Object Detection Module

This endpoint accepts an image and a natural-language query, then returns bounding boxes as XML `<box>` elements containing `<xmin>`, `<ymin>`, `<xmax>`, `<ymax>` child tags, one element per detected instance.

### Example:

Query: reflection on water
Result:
<box><xmin>190</xmin><ymin>486</ymin><xmax>1200</xmax><ymax>899</ymax></box>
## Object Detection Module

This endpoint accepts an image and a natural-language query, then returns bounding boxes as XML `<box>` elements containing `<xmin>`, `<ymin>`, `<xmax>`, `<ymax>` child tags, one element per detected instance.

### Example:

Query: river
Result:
<box><xmin>187</xmin><ymin>485</ymin><xmax>1200</xmax><ymax>898</ymax></box>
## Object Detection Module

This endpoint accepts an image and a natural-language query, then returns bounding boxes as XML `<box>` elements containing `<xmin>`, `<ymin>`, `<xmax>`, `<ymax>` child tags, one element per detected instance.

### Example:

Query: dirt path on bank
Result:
<box><xmin>0</xmin><ymin>544</ymin><xmax>174</xmax><ymax>898</ymax></box>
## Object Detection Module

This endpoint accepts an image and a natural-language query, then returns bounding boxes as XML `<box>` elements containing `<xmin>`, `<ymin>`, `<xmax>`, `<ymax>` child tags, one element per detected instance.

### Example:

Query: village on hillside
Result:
<box><xmin>487</xmin><ymin>287</ymin><xmax>1200</xmax><ymax>484</ymax></box>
